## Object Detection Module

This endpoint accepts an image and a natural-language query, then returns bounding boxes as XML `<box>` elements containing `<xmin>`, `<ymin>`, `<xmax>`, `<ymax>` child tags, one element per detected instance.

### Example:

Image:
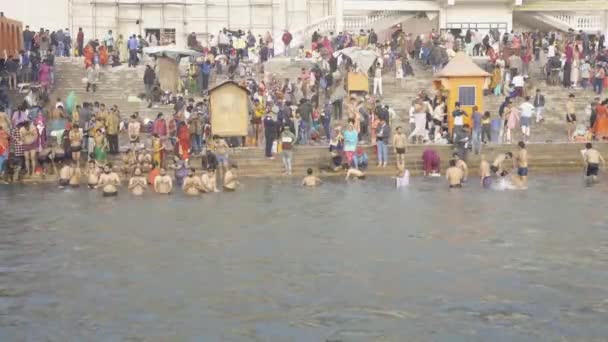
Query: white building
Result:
<box><xmin>4</xmin><ymin>0</ymin><xmax>608</xmax><ymax>48</ymax></box>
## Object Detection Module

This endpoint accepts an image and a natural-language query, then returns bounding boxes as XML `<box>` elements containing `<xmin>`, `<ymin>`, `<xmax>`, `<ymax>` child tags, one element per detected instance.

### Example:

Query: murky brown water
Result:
<box><xmin>1</xmin><ymin>176</ymin><xmax>608</xmax><ymax>341</ymax></box>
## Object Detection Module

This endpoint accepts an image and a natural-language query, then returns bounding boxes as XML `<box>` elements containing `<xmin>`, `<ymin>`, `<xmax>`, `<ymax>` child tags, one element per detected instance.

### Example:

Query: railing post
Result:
<box><xmin>335</xmin><ymin>0</ymin><xmax>344</xmax><ymax>33</ymax></box>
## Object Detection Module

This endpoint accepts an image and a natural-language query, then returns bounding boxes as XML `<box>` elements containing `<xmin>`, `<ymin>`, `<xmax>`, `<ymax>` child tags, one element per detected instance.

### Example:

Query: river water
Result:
<box><xmin>1</xmin><ymin>176</ymin><xmax>608</xmax><ymax>341</ymax></box>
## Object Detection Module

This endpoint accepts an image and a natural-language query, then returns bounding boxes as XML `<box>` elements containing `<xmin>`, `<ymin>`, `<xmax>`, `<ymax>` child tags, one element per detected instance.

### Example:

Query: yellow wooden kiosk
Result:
<box><xmin>433</xmin><ymin>52</ymin><xmax>491</xmax><ymax>133</ymax></box>
<box><xmin>209</xmin><ymin>81</ymin><xmax>250</xmax><ymax>137</ymax></box>
<box><xmin>347</xmin><ymin>72</ymin><xmax>369</xmax><ymax>94</ymax></box>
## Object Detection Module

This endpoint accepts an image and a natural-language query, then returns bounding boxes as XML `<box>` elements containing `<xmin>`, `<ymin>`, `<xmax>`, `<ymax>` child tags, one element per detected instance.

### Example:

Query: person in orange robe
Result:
<box><xmin>593</xmin><ymin>100</ymin><xmax>608</xmax><ymax>141</ymax></box>
<box><xmin>177</xmin><ymin>122</ymin><xmax>191</xmax><ymax>161</ymax></box>
<box><xmin>99</xmin><ymin>45</ymin><xmax>109</xmax><ymax>66</ymax></box>
<box><xmin>84</xmin><ymin>44</ymin><xmax>94</xmax><ymax>68</ymax></box>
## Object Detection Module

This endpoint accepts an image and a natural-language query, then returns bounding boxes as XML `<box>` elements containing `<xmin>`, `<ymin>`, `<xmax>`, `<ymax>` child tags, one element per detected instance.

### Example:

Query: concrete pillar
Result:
<box><xmin>439</xmin><ymin>6</ymin><xmax>447</xmax><ymax>30</ymax></box>
<box><xmin>335</xmin><ymin>0</ymin><xmax>344</xmax><ymax>33</ymax></box>
<box><xmin>605</xmin><ymin>10</ymin><xmax>608</xmax><ymax>34</ymax></box>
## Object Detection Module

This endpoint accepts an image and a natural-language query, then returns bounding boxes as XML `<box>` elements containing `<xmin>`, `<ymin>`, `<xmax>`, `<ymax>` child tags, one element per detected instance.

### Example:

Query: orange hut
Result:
<box><xmin>434</xmin><ymin>52</ymin><xmax>491</xmax><ymax>133</ymax></box>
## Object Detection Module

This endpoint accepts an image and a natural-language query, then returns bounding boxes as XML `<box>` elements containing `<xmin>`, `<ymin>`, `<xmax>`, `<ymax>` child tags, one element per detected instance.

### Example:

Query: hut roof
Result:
<box><xmin>208</xmin><ymin>80</ymin><xmax>251</xmax><ymax>94</ymax></box>
<box><xmin>435</xmin><ymin>52</ymin><xmax>491</xmax><ymax>78</ymax></box>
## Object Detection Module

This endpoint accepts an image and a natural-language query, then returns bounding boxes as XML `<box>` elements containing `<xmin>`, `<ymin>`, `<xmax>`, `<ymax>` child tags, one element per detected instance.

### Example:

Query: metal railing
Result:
<box><xmin>546</xmin><ymin>13</ymin><xmax>603</xmax><ymax>31</ymax></box>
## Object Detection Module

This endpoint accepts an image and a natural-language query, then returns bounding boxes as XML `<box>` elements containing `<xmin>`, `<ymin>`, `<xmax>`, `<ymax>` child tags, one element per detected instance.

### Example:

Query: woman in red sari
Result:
<box><xmin>593</xmin><ymin>100</ymin><xmax>608</xmax><ymax>141</ymax></box>
<box><xmin>177</xmin><ymin>121</ymin><xmax>191</xmax><ymax>161</ymax></box>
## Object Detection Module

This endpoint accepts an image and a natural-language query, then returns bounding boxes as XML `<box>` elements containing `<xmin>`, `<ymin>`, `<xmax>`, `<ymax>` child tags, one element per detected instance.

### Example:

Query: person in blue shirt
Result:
<box><xmin>198</xmin><ymin>60</ymin><xmax>212</xmax><ymax>92</ymax></box>
<box><xmin>127</xmin><ymin>35</ymin><xmax>139</xmax><ymax>67</ymax></box>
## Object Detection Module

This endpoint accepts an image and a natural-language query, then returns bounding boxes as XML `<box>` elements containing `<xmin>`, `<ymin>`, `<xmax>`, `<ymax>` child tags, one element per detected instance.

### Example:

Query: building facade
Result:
<box><xmin>4</xmin><ymin>0</ymin><xmax>608</xmax><ymax>48</ymax></box>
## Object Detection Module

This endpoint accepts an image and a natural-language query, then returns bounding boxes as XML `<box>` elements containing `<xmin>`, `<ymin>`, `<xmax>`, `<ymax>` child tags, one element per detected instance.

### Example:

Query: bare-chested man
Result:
<box><xmin>98</xmin><ymin>164</ymin><xmax>121</xmax><ymax>196</ymax></box>
<box><xmin>345</xmin><ymin>168</ymin><xmax>366</xmax><ymax>181</ymax></box>
<box><xmin>183</xmin><ymin>168</ymin><xmax>204</xmax><ymax>195</ymax></box>
<box><xmin>153</xmin><ymin>168</ymin><xmax>173</xmax><ymax>194</ymax></box>
<box><xmin>446</xmin><ymin>159</ymin><xmax>464</xmax><ymax>188</ymax></box>
<box><xmin>58</xmin><ymin>161</ymin><xmax>73</xmax><ymax>188</ymax></box>
<box><xmin>87</xmin><ymin>160</ymin><xmax>100</xmax><ymax>189</ymax></box>
<box><xmin>68</xmin><ymin>124</ymin><xmax>83</xmax><ymax>168</ymax></box>
<box><xmin>583</xmin><ymin>143</ymin><xmax>606</xmax><ymax>184</ymax></box>
<box><xmin>479</xmin><ymin>156</ymin><xmax>491</xmax><ymax>189</ymax></box>
<box><xmin>491</xmin><ymin>152</ymin><xmax>513</xmax><ymax>177</ymax></box>
<box><xmin>19</xmin><ymin>121</ymin><xmax>38</xmax><ymax>176</ymax></box>
<box><xmin>514</xmin><ymin>141</ymin><xmax>529</xmax><ymax>189</ymax></box>
<box><xmin>392</xmin><ymin>126</ymin><xmax>407</xmax><ymax>169</ymax></box>
<box><xmin>301</xmin><ymin>168</ymin><xmax>322</xmax><ymax>187</ymax></box>
<box><xmin>223</xmin><ymin>165</ymin><xmax>239</xmax><ymax>191</ymax></box>
<box><xmin>69</xmin><ymin>163</ymin><xmax>82</xmax><ymax>188</ymax></box>
<box><xmin>200</xmin><ymin>169</ymin><xmax>219</xmax><ymax>193</ymax></box>
<box><xmin>128</xmin><ymin>168</ymin><xmax>148</xmax><ymax>196</ymax></box>
<box><xmin>453</xmin><ymin>153</ymin><xmax>468</xmax><ymax>183</ymax></box>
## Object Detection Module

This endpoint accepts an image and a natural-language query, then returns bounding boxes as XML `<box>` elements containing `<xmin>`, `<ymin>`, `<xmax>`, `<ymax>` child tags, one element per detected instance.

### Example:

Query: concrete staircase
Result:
<box><xmin>51</xmin><ymin>57</ymin><xmax>172</xmax><ymax>120</ymax></box>
<box><xmin>227</xmin><ymin>143</ymin><xmax>607</xmax><ymax>178</ymax></box>
<box><xmin>380</xmin><ymin>59</ymin><xmax>598</xmax><ymax>143</ymax></box>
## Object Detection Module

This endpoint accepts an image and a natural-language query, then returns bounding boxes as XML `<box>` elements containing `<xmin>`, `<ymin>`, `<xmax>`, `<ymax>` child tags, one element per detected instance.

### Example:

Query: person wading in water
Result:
<box><xmin>301</xmin><ymin>168</ymin><xmax>322</xmax><ymax>187</ymax></box>
<box><xmin>223</xmin><ymin>164</ymin><xmax>239</xmax><ymax>192</ymax></box>
<box><xmin>128</xmin><ymin>167</ymin><xmax>148</xmax><ymax>196</ymax></box>
<box><xmin>183</xmin><ymin>168</ymin><xmax>204</xmax><ymax>195</ymax></box>
<box><xmin>98</xmin><ymin>164</ymin><xmax>121</xmax><ymax>197</ymax></box>
<box><xmin>154</xmin><ymin>168</ymin><xmax>173</xmax><ymax>194</ymax></box>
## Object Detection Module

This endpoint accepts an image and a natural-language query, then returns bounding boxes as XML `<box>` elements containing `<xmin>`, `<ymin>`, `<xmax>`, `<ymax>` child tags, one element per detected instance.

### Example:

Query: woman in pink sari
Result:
<box><xmin>38</xmin><ymin>63</ymin><xmax>51</xmax><ymax>91</ymax></box>
<box><xmin>33</xmin><ymin>110</ymin><xmax>47</xmax><ymax>151</ymax></box>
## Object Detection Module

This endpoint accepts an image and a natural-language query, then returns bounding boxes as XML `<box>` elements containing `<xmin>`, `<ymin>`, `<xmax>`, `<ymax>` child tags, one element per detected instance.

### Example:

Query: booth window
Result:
<box><xmin>458</xmin><ymin>86</ymin><xmax>476</xmax><ymax>106</ymax></box>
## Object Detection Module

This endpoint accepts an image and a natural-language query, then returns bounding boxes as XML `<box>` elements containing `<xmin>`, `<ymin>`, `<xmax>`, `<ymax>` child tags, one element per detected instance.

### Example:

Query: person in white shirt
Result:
<box><xmin>373</xmin><ymin>63</ymin><xmax>383</xmax><ymax>96</ymax></box>
<box><xmin>512</xmin><ymin>74</ymin><xmax>525</xmax><ymax>97</ymax></box>
<box><xmin>547</xmin><ymin>44</ymin><xmax>556</xmax><ymax>58</ymax></box>
<box><xmin>519</xmin><ymin>96</ymin><xmax>535</xmax><ymax>141</ymax></box>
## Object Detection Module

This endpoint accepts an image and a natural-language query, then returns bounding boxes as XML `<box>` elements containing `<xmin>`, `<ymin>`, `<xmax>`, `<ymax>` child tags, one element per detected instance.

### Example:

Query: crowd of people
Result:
<box><xmin>2</xmin><ymin>21</ymin><xmax>608</xmax><ymax>193</ymax></box>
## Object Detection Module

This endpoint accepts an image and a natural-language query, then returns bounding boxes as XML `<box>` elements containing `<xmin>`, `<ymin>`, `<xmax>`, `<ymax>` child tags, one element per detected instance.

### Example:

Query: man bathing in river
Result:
<box><xmin>201</xmin><ymin>169</ymin><xmax>219</xmax><ymax>193</ymax></box>
<box><xmin>446</xmin><ymin>159</ymin><xmax>464</xmax><ymax>188</ymax></box>
<box><xmin>98</xmin><ymin>164</ymin><xmax>120</xmax><ymax>196</ymax></box>
<box><xmin>58</xmin><ymin>162</ymin><xmax>73</xmax><ymax>188</ymax></box>
<box><xmin>491</xmin><ymin>152</ymin><xmax>513</xmax><ymax>177</ymax></box>
<box><xmin>154</xmin><ymin>168</ymin><xmax>173</xmax><ymax>194</ymax></box>
<box><xmin>479</xmin><ymin>156</ymin><xmax>491</xmax><ymax>189</ymax></box>
<box><xmin>345</xmin><ymin>168</ymin><xmax>366</xmax><ymax>180</ymax></box>
<box><xmin>514</xmin><ymin>141</ymin><xmax>529</xmax><ymax>189</ymax></box>
<box><xmin>302</xmin><ymin>168</ymin><xmax>322</xmax><ymax>187</ymax></box>
<box><xmin>69</xmin><ymin>163</ymin><xmax>82</xmax><ymax>188</ymax></box>
<box><xmin>183</xmin><ymin>168</ymin><xmax>204</xmax><ymax>195</ymax></box>
<box><xmin>87</xmin><ymin>160</ymin><xmax>100</xmax><ymax>189</ymax></box>
<box><xmin>453</xmin><ymin>153</ymin><xmax>468</xmax><ymax>183</ymax></box>
<box><xmin>583</xmin><ymin>143</ymin><xmax>606</xmax><ymax>184</ymax></box>
<box><xmin>128</xmin><ymin>168</ymin><xmax>148</xmax><ymax>196</ymax></box>
<box><xmin>223</xmin><ymin>165</ymin><xmax>239</xmax><ymax>192</ymax></box>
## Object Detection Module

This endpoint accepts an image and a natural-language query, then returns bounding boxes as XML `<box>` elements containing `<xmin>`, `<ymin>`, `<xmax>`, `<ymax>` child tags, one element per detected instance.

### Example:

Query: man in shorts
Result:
<box><xmin>583</xmin><ymin>143</ymin><xmax>606</xmax><ymax>184</ymax></box>
<box><xmin>514</xmin><ymin>141</ymin><xmax>528</xmax><ymax>189</ymax></box>
<box><xmin>392</xmin><ymin>126</ymin><xmax>407</xmax><ymax>169</ymax></box>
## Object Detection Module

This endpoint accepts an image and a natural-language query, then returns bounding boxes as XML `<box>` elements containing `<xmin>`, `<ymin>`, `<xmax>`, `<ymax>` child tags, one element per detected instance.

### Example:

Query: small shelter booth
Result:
<box><xmin>433</xmin><ymin>52</ymin><xmax>491</xmax><ymax>133</ymax></box>
<box><xmin>209</xmin><ymin>81</ymin><xmax>250</xmax><ymax>139</ymax></box>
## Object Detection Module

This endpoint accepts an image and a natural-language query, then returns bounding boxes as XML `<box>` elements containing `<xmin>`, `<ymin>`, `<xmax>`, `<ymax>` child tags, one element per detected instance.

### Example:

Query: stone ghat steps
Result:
<box><xmin>52</xmin><ymin>58</ymin><xmax>155</xmax><ymax>118</ymax></box>
<box><xmin>220</xmin><ymin>143</ymin><xmax>607</xmax><ymax>176</ymax></box>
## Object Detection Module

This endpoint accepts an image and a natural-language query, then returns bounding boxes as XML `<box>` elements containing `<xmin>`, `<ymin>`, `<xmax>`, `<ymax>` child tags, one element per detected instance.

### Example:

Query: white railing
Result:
<box><xmin>275</xmin><ymin>11</ymin><xmax>406</xmax><ymax>54</ymax></box>
<box><xmin>545</xmin><ymin>13</ymin><xmax>603</xmax><ymax>32</ymax></box>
